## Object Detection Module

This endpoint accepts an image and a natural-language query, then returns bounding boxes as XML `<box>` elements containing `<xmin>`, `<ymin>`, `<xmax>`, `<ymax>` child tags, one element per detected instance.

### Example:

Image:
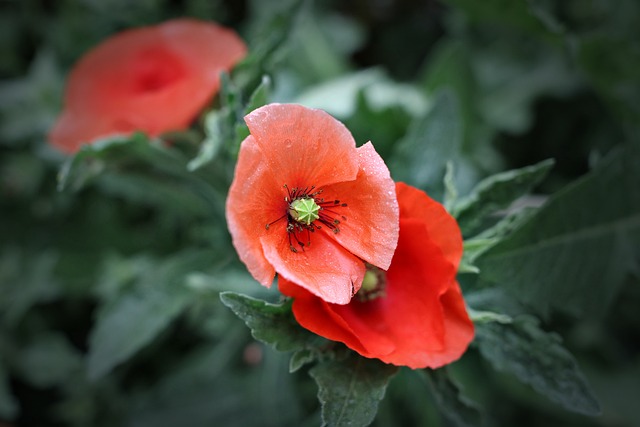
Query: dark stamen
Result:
<box><xmin>266</xmin><ymin>183</ymin><xmax>349</xmax><ymax>252</ymax></box>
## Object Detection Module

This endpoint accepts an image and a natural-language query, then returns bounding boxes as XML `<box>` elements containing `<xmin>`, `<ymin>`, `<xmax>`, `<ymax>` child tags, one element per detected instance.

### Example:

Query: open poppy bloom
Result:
<box><xmin>49</xmin><ymin>18</ymin><xmax>247</xmax><ymax>153</ymax></box>
<box><xmin>226</xmin><ymin>103</ymin><xmax>399</xmax><ymax>305</ymax></box>
<box><xmin>279</xmin><ymin>182</ymin><xmax>474</xmax><ymax>368</ymax></box>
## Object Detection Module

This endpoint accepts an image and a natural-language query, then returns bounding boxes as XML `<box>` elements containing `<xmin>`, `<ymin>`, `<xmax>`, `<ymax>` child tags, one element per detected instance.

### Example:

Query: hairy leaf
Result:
<box><xmin>310</xmin><ymin>354</ymin><xmax>398</xmax><ymax>427</ymax></box>
<box><xmin>423</xmin><ymin>368</ymin><xmax>484</xmax><ymax>427</ymax></box>
<box><xmin>454</xmin><ymin>159</ymin><xmax>554</xmax><ymax>235</ymax></box>
<box><xmin>389</xmin><ymin>90</ymin><xmax>463</xmax><ymax>200</ymax></box>
<box><xmin>220</xmin><ymin>292</ymin><xmax>318</xmax><ymax>352</ymax></box>
<box><xmin>474</xmin><ymin>316</ymin><xmax>601</xmax><ymax>415</ymax></box>
<box><xmin>477</xmin><ymin>145</ymin><xmax>640</xmax><ymax>317</ymax></box>
<box><xmin>87</xmin><ymin>251</ymin><xmax>211</xmax><ymax>379</ymax></box>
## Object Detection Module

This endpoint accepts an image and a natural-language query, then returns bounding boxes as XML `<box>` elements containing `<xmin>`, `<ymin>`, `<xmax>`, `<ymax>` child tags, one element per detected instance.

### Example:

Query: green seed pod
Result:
<box><xmin>289</xmin><ymin>198</ymin><xmax>320</xmax><ymax>225</ymax></box>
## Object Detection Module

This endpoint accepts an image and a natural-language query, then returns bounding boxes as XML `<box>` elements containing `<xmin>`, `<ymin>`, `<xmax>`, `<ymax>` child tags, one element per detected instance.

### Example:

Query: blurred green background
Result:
<box><xmin>1</xmin><ymin>0</ymin><xmax>638</xmax><ymax>426</ymax></box>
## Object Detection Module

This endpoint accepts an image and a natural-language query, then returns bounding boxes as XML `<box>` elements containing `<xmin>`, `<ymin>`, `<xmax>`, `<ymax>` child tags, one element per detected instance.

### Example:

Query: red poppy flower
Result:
<box><xmin>226</xmin><ymin>103</ymin><xmax>399</xmax><ymax>305</ymax></box>
<box><xmin>279</xmin><ymin>182</ymin><xmax>474</xmax><ymax>369</ymax></box>
<box><xmin>49</xmin><ymin>18</ymin><xmax>247</xmax><ymax>153</ymax></box>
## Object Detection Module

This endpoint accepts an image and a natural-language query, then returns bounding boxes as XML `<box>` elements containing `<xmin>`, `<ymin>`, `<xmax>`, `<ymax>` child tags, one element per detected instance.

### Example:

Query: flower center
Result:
<box><xmin>355</xmin><ymin>264</ymin><xmax>386</xmax><ymax>302</ymax></box>
<box><xmin>289</xmin><ymin>198</ymin><xmax>320</xmax><ymax>225</ymax></box>
<box><xmin>265</xmin><ymin>185</ymin><xmax>348</xmax><ymax>253</ymax></box>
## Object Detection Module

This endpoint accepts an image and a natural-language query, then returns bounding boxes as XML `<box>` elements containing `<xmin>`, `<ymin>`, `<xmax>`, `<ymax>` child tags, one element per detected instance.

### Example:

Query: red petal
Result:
<box><xmin>50</xmin><ymin>19</ymin><xmax>246</xmax><ymax>152</ymax></box>
<box><xmin>244</xmin><ymin>104</ymin><xmax>360</xmax><ymax>189</ymax></box>
<box><xmin>279</xmin><ymin>278</ymin><xmax>395</xmax><ymax>356</ymax></box>
<box><xmin>427</xmin><ymin>281</ymin><xmax>475</xmax><ymax>368</ymax></box>
<box><xmin>262</xmin><ymin>229</ymin><xmax>365</xmax><ymax>305</ymax></box>
<box><xmin>49</xmin><ymin>110</ymin><xmax>133</xmax><ymax>153</ymax></box>
<box><xmin>282</xmin><ymin>185</ymin><xmax>473</xmax><ymax>368</ymax></box>
<box><xmin>321</xmin><ymin>142</ymin><xmax>399</xmax><ymax>270</ymax></box>
<box><xmin>226</xmin><ymin>135</ymin><xmax>287</xmax><ymax>287</ymax></box>
<box><xmin>395</xmin><ymin>182</ymin><xmax>463</xmax><ymax>268</ymax></box>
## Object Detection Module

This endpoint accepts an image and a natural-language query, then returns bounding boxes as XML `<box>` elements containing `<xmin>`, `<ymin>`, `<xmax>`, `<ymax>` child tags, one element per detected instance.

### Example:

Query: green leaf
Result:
<box><xmin>423</xmin><ymin>368</ymin><xmax>484</xmax><ymax>427</ymax></box>
<box><xmin>442</xmin><ymin>0</ymin><xmax>559</xmax><ymax>40</ymax></box>
<box><xmin>289</xmin><ymin>349</ymin><xmax>316</xmax><ymax>373</ymax></box>
<box><xmin>87</xmin><ymin>251</ymin><xmax>211</xmax><ymax>379</ymax></box>
<box><xmin>474</xmin><ymin>316</ymin><xmax>601</xmax><ymax>416</ymax></box>
<box><xmin>310</xmin><ymin>354</ymin><xmax>398</xmax><ymax>427</ymax></box>
<box><xmin>220</xmin><ymin>292</ymin><xmax>318</xmax><ymax>352</ymax></box>
<box><xmin>389</xmin><ymin>90</ymin><xmax>463</xmax><ymax>201</ymax></box>
<box><xmin>18</xmin><ymin>333</ymin><xmax>82</xmax><ymax>388</ymax></box>
<box><xmin>244</xmin><ymin>74</ymin><xmax>271</xmax><ymax>115</ymax></box>
<box><xmin>477</xmin><ymin>145</ymin><xmax>640</xmax><ymax>317</ymax></box>
<box><xmin>233</xmin><ymin>0</ymin><xmax>303</xmax><ymax>92</ymax></box>
<box><xmin>187</xmin><ymin>109</ymin><xmax>226</xmax><ymax>172</ymax></box>
<box><xmin>57</xmin><ymin>133</ymin><xmax>225</xmax><ymax>220</ymax></box>
<box><xmin>0</xmin><ymin>249</ymin><xmax>59</xmax><ymax>327</ymax></box>
<box><xmin>454</xmin><ymin>159</ymin><xmax>554</xmax><ymax>235</ymax></box>
<box><xmin>0</xmin><ymin>362</ymin><xmax>18</xmax><ymax>419</ymax></box>
<box><xmin>578</xmin><ymin>34</ymin><xmax>640</xmax><ymax>131</ymax></box>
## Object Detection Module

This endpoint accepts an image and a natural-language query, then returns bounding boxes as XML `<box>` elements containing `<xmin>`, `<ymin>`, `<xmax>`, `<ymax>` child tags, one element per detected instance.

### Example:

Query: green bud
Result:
<box><xmin>289</xmin><ymin>198</ymin><xmax>320</xmax><ymax>225</ymax></box>
<box><xmin>361</xmin><ymin>270</ymin><xmax>379</xmax><ymax>292</ymax></box>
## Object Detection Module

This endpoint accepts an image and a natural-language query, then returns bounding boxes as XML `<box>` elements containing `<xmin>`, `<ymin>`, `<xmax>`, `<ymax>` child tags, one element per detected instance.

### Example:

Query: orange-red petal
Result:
<box><xmin>321</xmin><ymin>142</ymin><xmax>399</xmax><ymax>270</ymax></box>
<box><xmin>262</xmin><ymin>228</ymin><xmax>365</xmax><ymax>304</ymax></box>
<box><xmin>50</xmin><ymin>19</ymin><xmax>246</xmax><ymax>153</ymax></box>
<box><xmin>244</xmin><ymin>104</ymin><xmax>360</xmax><ymax>189</ymax></box>
<box><xmin>226</xmin><ymin>135</ymin><xmax>285</xmax><ymax>287</ymax></box>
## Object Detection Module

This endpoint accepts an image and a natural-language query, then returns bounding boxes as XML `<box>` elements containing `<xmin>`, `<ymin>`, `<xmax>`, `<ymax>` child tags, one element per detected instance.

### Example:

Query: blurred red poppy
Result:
<box><xmin>226</xmin><ymin>103</ymin><xmax>399</xmax><ymax>305</ymax></box>
<box><xmin>279</xmin><ymin>182</ymin><xmax>474</xmax><ymax>369</ymax></box>
<box><xmin>49</xmin><ymin>18</ymin><xmax>246</xmax><ymax>153</ymax></box>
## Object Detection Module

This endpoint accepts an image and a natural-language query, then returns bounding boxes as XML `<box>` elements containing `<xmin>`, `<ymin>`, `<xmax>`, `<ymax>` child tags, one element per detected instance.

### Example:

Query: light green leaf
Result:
<box><xmin>474</xmin><ymin>316</ymin><xmax>601</xmax><ymax>416</ymax></box>
<box><xmin>220</xmin><ymin>292</ymin><xmax>319</xmax><ymax>352</ymax></box>
<box><xmin>294</xmin><ymin>68</ymin><xmax>428</xmax><ymax>119</ymax></box>
<box><xmin>477</xmin><ymin>145</ymin><xmax>640</xmax><ymax>317</ymax></box>
<box><xmin>454</xmin><ymin>159</ymin><xmax>554</xmax><ymax>236</ymax></box>
<box><xmin>310</xmin><ymin>354</ymin><xmax>398</xmax><ymax>427</ymax></box>
<box><xmin>187</xmin><ymin>110</ymin><xmax>225</xmax><ymax>171</ymax></box>
<box><xmin>87</xmin><ymin>251</ymin><xmax>211</xmax><ymax>379</ymax></box>
<box><xmin>423</xmin><ymin>368</ymin><xmax>484</xmax><ymax>427</ymax></box>
<box><xmin>443</xmin><ymin>161</ymin><xmax>458</xmax><ymax>212</ymax></box>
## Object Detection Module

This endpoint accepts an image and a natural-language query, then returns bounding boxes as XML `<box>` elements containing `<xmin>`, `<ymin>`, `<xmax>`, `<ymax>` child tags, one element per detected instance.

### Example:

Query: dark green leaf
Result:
<box><xmin>0</xmin><ymin>250</ymin><xmax>59</xmax><ymax>327</ymax></box>
<box><xmin>289</xmin><ymin>349</ymin><xmax>317</xmax><ymax>373</ymax></box>
<box><xmin>18</xmin><ymin>333</ymin><xmax>82</xmax><ymax>388</ymax></box>
<box><xmin>474</xmin><ymin>316</ymin><xmax>601</xmax><ymax>415</ymax></box>
<box><xmin>421</xmin><ymin>41</ymin><xmax>479</xmax><ymax>149</ymax></box>
<box><xmin>310</xmin><ymin>354</ymin><xmax>398</xmax><ymax>427</ymax></box>
<box><xmin>87</xmin><ymin>251</ymin><xmax>211</xmax><ymax>379</ymax></box>
<box><xmin>578</xmin><ymin>34</ymin><xmax>640</xmax><ymax>131</ymax></box>
<box><xmin>0</xmin><ymin>362</ymin><xmax>18</xmax><ymax>419</ymax></box>
<box><xmin>220</xmin><ymin>292</ymin><xmax>318</xmax><ymax>352</ymax></box>
<box><xmin>244</xmin><ymin>74</ymin><xmax>271</xmax><ymax>115</ymax></box>
<box><xmin>233</xmin><ymin>0</ymin><xmax>303</xmax><ymax>92</ymax></box>
<box><xmin>389</xmin><ymin>90</ymin><xmax>463</xmax><ymax>200</ymax></box>
<box><xmin>454</xmin><ymin>159</ymin><xmax>554</xmax><ymax>235</ymax></box>
<box><xmin>442</xmin><ymin>0</ymin><xmax>559</xmax><ymax>40</ymax></box>
<box><xmin>423</xmin><ymin>368</ymin><xmax>484</xmax><ymax>427</ymax></box>
<box><xmin>477</xmin><ymin>145</ymin><xmax>640</xmax><ymax>317</ymax></box>
<box><xmin>57</xmin><ymin>133</ymin><xmax>225</xmax><ymax>219</ymax></box>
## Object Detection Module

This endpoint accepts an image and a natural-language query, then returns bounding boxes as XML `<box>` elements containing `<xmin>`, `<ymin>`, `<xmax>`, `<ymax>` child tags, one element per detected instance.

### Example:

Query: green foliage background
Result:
<box><xmin>1</xmin><ymin>0</ymin><xmax>638</xmax><ymax>426</ymax></box>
